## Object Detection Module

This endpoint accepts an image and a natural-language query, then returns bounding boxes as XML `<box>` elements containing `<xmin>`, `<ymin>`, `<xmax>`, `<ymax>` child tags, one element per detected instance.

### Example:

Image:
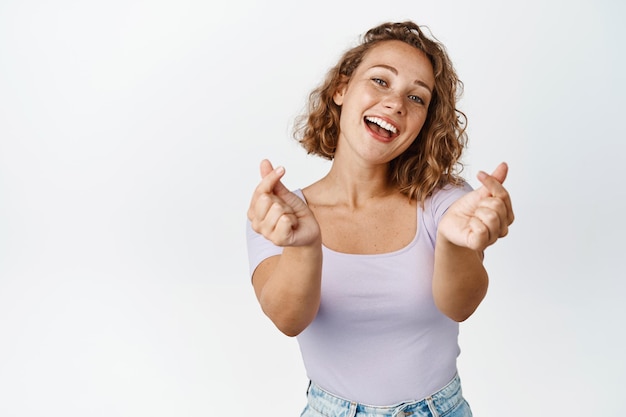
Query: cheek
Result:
<box><xmin>406</xmin><ymin>115</ymin><xmax>427</xmax><ymax>137</ymax></box>
<box><xmin>349</xmin><ymin>83</ymin><xmax>381</xmax><ymax>104</ymax></box>
<box><xmin>396</xmin><ymin>140</ymin><xmax>416</xmax><ymax>156</ymax></box>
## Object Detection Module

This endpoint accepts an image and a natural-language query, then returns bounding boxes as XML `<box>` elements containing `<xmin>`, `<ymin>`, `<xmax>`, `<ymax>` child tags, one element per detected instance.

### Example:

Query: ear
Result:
<box><xmin>332</xmin><ymin>77</ymin><xmax>349</xmax><ymax>106</ymax></box>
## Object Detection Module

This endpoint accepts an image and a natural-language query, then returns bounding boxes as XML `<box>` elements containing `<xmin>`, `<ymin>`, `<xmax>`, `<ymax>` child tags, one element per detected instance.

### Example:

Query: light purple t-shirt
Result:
<box><xmin>246</xmin><ymin>183</ymin><xmax>472</xmax><ymax>406</ymax></box>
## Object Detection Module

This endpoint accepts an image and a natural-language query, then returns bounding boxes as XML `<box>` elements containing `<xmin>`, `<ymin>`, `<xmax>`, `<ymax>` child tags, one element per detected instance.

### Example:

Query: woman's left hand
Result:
<box><xmin>438</xmin><ymin>162</ymin><xmax>515</xmax><ymax>252</ymax></box>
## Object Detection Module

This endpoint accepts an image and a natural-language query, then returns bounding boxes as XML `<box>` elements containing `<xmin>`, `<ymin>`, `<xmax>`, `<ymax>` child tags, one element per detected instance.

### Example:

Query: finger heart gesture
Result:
<box><xmin>439</xmin><ymin>162</ymin><xmax>515</xmax><ymax>252</ymax></box>
<box><xmin>247</xmin><ymin>159</ymin><xmax>321</xmax><ymax>247</ymax></box>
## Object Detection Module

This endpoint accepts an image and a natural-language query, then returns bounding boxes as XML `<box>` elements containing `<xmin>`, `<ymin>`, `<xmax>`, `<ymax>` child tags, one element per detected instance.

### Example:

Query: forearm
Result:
<box><xmin>257</xmin><ymin>242</ymin><xmax>323</xmax><ymax>336</ymax></box>
<box><xmin>432</xmin><ymin>231</ymin><xmax>488</xmax><ymax>322</ymax></box>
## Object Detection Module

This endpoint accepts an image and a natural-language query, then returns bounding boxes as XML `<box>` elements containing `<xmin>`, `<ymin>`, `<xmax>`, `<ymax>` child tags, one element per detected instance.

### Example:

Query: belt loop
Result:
<box><xmin>426</xmin><ymin>396</ymin><xmax>439</xmax><ymax>417</ymax></box>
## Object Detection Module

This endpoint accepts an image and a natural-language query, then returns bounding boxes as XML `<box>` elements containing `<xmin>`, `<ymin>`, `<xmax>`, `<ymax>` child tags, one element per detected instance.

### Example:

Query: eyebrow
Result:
<box><xmin>369</xmin><ymin>64</ymin><xmax>433</xmax><ymax>93</ymax></box>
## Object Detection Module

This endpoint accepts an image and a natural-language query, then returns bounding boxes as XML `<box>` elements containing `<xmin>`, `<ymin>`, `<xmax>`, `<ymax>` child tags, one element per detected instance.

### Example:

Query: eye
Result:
<box><xmin>371</xmin><ymin>78</ymin><xmax>388</xmax><ymax>87</ymax></box>
<box><xmin>408</xmin><ymin>94</ymin><xmax>424</xmax><ymax>104</ymax></box>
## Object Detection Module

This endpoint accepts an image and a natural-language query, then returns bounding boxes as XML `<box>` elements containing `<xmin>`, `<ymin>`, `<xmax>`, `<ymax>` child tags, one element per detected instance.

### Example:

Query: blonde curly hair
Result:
<box><xmin>293</xmin><ymin>21</ymin><xmax>468</xmax><ymax>205</ymax></box>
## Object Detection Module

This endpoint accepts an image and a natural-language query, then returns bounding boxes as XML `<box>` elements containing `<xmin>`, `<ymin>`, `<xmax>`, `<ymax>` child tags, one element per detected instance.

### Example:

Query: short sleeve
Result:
<box><xmin>421</xmin><ymin>181</ymin><xmax>473</xmax><ymax>247</ymax></box>
<box><xmin>246</xmin><ymin>220</ymin><xmax>283</xmax><ymax>279</ymax></box>
<box><xmin>430</xmin><ymin>181</ymin><xmax>473</xmax><ymax>226</ymax></box>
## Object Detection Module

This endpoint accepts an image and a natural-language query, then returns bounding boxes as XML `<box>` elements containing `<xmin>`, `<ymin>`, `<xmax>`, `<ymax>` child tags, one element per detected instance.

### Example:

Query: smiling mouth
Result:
<box><xmin>365</xmin><ymin>116</ymin><xmax>398</xmax><ymax>139</ymax></box>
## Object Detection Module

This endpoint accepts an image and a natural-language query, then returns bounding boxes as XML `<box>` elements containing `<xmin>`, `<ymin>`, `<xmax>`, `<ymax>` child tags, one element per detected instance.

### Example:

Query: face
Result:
<box><xmin>333</xmin><ymin>40</ymin><xmax>435</xmax><ymax>166</ymax></box>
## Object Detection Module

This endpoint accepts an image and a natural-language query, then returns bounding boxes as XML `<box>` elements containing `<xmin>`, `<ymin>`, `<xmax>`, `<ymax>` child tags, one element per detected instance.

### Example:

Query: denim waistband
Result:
<box><xmin>305</xmin><ymin>373</ymin><xmax>468</xmax><ymax>417</ymax></box>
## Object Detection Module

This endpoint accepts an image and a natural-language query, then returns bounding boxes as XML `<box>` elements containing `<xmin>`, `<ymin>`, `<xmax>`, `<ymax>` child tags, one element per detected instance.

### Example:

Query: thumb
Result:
<box><xmin>475</xmin><ymin>162</ymin><xmax>508</xmax><ymax>198</ymax></box>
<box><xmin>258</xmin><ymin>159</ymin><xmax>290</xmax><ymax>196</ymax></box>
<box><xmin>482</xmin><ymin>162</ymin><xmax>508</xmax><ymax>184</ymax></box>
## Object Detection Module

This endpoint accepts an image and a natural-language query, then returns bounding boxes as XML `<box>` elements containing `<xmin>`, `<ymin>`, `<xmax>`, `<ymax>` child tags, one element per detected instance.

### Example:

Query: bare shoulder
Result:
<box><xmin>301</xmin><ymin>180</ymin><xmax>326</xmax><ymax>203</ymax></box>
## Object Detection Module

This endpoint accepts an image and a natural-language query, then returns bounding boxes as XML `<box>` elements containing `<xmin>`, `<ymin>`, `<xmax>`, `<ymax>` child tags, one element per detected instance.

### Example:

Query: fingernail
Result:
<box><xmin>275</xmin><ymin>166</ymin><xmax>285</xmax><ymax>175</ymax></box>
<box><xmin>477</xmin><ymin>171</ymin><xmax>488</xmax><ymax>180</ymax></box>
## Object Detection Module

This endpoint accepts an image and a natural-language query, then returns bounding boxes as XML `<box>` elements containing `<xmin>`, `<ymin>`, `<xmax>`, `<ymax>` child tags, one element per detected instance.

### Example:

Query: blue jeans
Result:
<box><xmin>300</xmin><ymin>374</ymin><xmax>472</xmax><ymax>417</ymax></box>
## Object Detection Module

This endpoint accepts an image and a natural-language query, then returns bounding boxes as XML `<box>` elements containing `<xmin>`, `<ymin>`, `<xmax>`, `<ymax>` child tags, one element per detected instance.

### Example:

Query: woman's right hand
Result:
<box><xmin>247</xmin><ymin>159</ymin><xmax>321</xmax><ymax>247</ymax></box>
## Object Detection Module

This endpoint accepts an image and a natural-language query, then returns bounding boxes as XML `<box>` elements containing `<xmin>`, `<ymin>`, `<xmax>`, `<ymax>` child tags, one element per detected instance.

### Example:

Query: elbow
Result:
<box><xmin>259</xmin><ymin>292</ymin><xmax>319</xmax><ymax>338</ymax></box>
<box><xmin>433</xmin><ymin>270</ymin><xmax>489</xmax><ymax>323</ymax></box>
<box><xmin>434</xmin><ymin>299</ymin><xmax>477</xmax><ymax>322</ymax></box>
<box><xmin>445</xmin><ymin>308</ymin><xmax>475</xmax><ymax>323</ymax></box>
<box><xmin>279</xmin><ymin>326</ymin><xmax>304</xmax><ymax>338</ymax></box>
<box><xmin>263</xmin><ymin>305</ymin><xmax>316</xmax><ymax>337</ymax></box>
<box><xmin>272</xmin><ymin>317</ymin><xmax>310</xmax><ymax>337</ymax></box>
<box><xmin>434</xmin><ymin>287</ymin><xmax>487</xmax><ymax>323</ymax></box>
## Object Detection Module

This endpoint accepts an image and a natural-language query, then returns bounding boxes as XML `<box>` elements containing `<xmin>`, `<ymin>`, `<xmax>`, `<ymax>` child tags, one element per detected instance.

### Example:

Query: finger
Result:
<box><xmin>271</xmin><ymin>214</ymin><xmax>299</xmax><ymax>246</ymax></box>
<box><xmin>259</xmin><ymin>158</ymin><xmax>274</xmax><ymax>178</ymax></box>
<box><xmin>476</xmin><ymin>162</ymin><xmax>507</xmax><ymax>192</ymax></box>
<box><xmin>473</xmin><ymin>206</ymin><xmax>508</xmax><ymax>240</ymax></box>
<box><xmin>253</xmin><ymin>189</ymin><xmax>295</xmax><ymax>218</ymax></box>
<box><xmin>257</xmin><ymin>159</ymin><xmax>290</xmax><ymax>196</ymax></box>
<box><xmin>478</xmin><ymin>197</ymin><xmax>509</xmax><ymax>229</ymax></box>
<box><xmin>261</xmin><ymin>201</ymin><xmax>296</xmax><ymax>234</ymax></box>
<box><xmin>467</xmin><ymin>217</ymin><xmax>490</xmax><ymax>251</ymax></box>
<box><xmin>476</xmin><ymin>171</ymin><xmax>513</xmax><ymax>222</ymax></box>
<box><xmin>250</xmin><ymin>193</ymin><xmax>276</xmax><ymax>224</ymax></box>
<box><xmin>255</xmin><ymin>162</ymin><xmax>286</xmax><ymax>195</ymax></box>
<box><xmin>486</xmin><ymin>195</ymin><xmax>514</xmax><ymax>229</ymax></box>
<box><xmin>490</xmin><ymin>162</ymin><xmax>508</xmax><ymax>184</ymax></box>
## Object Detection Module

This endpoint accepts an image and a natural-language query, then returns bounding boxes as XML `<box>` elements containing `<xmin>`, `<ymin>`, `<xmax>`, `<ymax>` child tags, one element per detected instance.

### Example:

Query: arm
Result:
<box><xmin>247</xmin><ymin>160</ymin><xmax>322</xmax><ymax>336</ymax></box>
<box><xmin>252</xmin><ymin>245</ymin><xmax>322</xmax><ymax>337</ymax></box>
<box><xmin>433</xmin><ymin>236</ymin><xmax>488</xmax><ymax>322</ymax></box>
<box><xmin>432</xmin><ymin>163</ymin><xmax>515</xmax><ymax>322</ymax></box>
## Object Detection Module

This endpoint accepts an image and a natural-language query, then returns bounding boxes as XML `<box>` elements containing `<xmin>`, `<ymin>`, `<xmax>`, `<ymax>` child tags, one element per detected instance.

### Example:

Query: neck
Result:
<box><xmin>320</xmin><ymin>159</ymin><xmax>396</xmax><ymax>209</ymax></box>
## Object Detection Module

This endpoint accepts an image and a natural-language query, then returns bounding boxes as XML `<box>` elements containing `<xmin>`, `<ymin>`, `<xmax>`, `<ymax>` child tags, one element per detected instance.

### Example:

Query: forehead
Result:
<box><xmin>358</xmin><ymin>40</ymin><xmax>434</xmax><ymax>84</ymax></box>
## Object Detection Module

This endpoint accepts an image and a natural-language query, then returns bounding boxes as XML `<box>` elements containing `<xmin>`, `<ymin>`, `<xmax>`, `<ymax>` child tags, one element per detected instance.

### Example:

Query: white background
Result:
<box><xmin>1</xmin><ymin>1</ymin><xmax>624</xmax><ymax>416</ymax></box>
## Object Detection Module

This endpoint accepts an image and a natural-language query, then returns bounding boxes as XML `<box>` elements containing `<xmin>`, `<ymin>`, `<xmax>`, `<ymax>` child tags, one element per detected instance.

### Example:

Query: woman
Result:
<box><xmin>246</xmin><ymin>21</ymin><xmax>514</xmax><ymax>417</ymax></box>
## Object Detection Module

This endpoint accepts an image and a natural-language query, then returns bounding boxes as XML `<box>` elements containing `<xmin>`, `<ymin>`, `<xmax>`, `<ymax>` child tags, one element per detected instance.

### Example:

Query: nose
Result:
<box><xmin>382</xmin><ymin>91</ymin><xmax>404</xmax><ymax>114</ymax></box>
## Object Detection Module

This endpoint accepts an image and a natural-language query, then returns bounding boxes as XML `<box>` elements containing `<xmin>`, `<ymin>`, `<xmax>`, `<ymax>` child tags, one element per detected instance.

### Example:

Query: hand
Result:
<box><xmin>438</xmin><ymin>162</ymin><xmax>515</xmax><ymax>252</ymax></box>
<box><xmin>247</xmin><ymin>159</ymin><xmax>321</xmax><ymax>247</ymax></box>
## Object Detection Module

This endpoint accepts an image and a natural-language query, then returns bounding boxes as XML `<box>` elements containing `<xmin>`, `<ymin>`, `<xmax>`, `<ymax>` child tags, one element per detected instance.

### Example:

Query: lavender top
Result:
<box><xmin>246</xmin><ymin>183</ymin><xmax>472</xmax><ymax>405</ymax></box>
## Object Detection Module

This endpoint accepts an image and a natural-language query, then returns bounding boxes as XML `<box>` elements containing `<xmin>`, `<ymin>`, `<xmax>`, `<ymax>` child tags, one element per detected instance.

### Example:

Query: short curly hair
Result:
<box><xmin>293</xmin><ymin>21</ymin><xmax>468</xmax><ymax>205</ymax></box>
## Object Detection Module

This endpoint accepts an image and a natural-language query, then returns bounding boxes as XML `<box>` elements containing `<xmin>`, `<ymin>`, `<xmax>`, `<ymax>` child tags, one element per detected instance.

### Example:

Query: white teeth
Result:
<box><xmin>365</xmin><ymin>116</ymin><xmax>397</xmax><ymax>134</ymax></box>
